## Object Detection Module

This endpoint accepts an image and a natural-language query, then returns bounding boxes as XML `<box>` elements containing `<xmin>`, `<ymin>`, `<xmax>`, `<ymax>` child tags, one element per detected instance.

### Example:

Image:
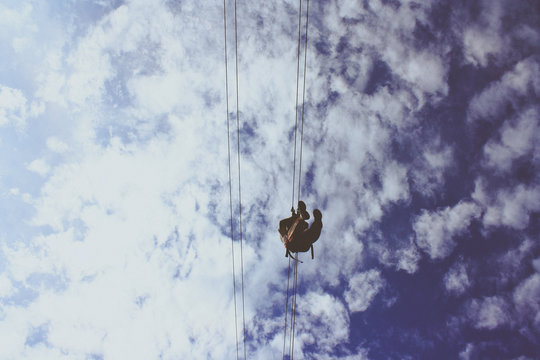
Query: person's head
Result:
<box><xmin>297</xmin><ymin>200</ymin><xmax>306</xmax><ymax>212</ymax></box>
<box><xmin>313</xmin><ymin>209</ymin><xmax>322</xmax><ymax>220</ymax></box>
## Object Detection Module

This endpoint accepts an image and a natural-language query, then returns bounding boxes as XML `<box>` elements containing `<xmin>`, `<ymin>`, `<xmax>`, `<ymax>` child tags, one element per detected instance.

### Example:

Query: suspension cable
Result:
<box><xmin>234</xmin><ymin>0</ymin><xmax>247</xmax><ymax>358</ymax></box>
<box><xmin>283</xmin><ymin>0</ymin><xmax>304</xmax><ymax>357</ymax></box>
<box><xmin>291</xmin><ymin>0</ymin><xmax>303</xmax><ymax>210</ymax></box>
<box><xmin>283</xmin><ymin>0</ymin><xmax>310</xmax><ymax>358</ymax></box>
<box><xmin>282</xmin><ymin>257</ymin><xmax>292</xmax><ymax>359</ymax></box>
<box><xmin>289</xmin><ymin>254</ymin><xmax>300</xmax><ymax>360</ymax></box>
<box><xmin>297</xmin><ymin>0</ymin><xmax>310</xmax><ymax>203</ymax></box>
<box><xmin>225</xmin><ymin>0</ymin><xmax>246</xmax><ymax>358</ymax></box>
<box><xmin>223</xmin><ymin>1</ymin><xmax>239</xmax><ymax>358</ymax></box>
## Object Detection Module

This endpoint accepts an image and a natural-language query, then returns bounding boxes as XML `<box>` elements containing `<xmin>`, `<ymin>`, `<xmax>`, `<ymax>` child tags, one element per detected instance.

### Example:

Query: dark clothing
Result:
<box><xmin>279</xmin><ymin>214</ymin><xmax>307</xmax><ymax>238</ymax></box>
<box><xmin>279</xmin><ymin>203</ymin><xmax>322</xmax><ymax>257</ymax></box>
<box><xmin>287</xmin><ymin>217</ymin><xmax>323</xmax><ymax>253</ymax></box>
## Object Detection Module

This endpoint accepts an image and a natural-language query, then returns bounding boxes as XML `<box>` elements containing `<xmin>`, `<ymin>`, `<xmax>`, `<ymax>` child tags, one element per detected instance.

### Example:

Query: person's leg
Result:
<box><xmin>279</xmin><ymin>216</ymin><xmax>295</xmax><ymax>236</ymax></box>
<box><xmin>289</xmin><ymin>234</ymin><xmax>311</xmax><ymax>253</ymax></box>
<box><xmin>302</xmin><ymin>210</ymin><xmax>322</xmax><ymax>244</ymax></box>
<box><xmin>297</xmin><ymin>201</ymin><xmax>310</xmax><ymax>220</ymax></box>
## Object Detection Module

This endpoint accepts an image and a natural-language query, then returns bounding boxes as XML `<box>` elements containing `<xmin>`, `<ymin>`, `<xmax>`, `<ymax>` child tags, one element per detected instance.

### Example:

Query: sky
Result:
<box><xmin>0</xmin><ymin>0</ymin><xmax>539</xmax><ymax>359</ymax></box>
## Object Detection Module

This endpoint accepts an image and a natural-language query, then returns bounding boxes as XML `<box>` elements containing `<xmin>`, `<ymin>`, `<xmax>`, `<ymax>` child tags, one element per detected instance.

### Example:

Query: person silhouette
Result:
<box><xmin>279</xmin><ymin>202</ymin><xmax>323</xmax><ymax>258</ymax></box>
<box><xmin>287</xmin><ymin>209</ymin><xmax>322</xmax><ymax>253</ymax></box>
<box><xmin>279</xmin><ymin>200</ymin><xmax>310</xmax><ymax>241</ymax></box>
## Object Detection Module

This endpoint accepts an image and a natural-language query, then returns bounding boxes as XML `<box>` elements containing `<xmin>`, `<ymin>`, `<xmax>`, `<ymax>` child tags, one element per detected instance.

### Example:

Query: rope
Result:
<box><xmin>297</xmin><ymin>0</ymin><xmax>310</xmax><ymax>203</ymax></box>
<box><xmin>223</xmin><ymin>0</ymin><xmax>239</xmax><ymax>358</ymax></box>
<box><xmin>291</xmin><ymin>0</ymin><xmax>303</xmax><ymax>210</ymax></box>
<box><xmin>234</xmin><ymin>6</ymin><xmax>248</xmax><ymax>360</ymax></box>
<box><xmin>282</xmin><ymin>257</ymin><xmax>292</xmax><ymax>359</ymax></box>
<box><xmin>283</xmin><ymin>0</ymin><xmax>303</xmax><ymax>356</ymax></box>
<box><xmin>289</xmin><ymin>254</ymin><xmax>300</xmax><ymax>360</ymax></box>
<box><xmin>284</xmin><ymin>1</ymin><xmax>310</xmax><ymax>358</ymax></box>
<box><xmin>233</xmin><ymin>0</ymin><xmax>247</xmax><ymax>357</ymax></box>
<box><xmin>225</xmin><ymin>0</ymin><xmax>246</xmax><ymax>357</ymax></box>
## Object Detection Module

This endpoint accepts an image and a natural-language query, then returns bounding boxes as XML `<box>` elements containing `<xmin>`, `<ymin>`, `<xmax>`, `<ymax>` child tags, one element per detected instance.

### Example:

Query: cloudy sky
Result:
<box><xmin>1</xmin><ymin>0</ymin><xmax>539</xmax><ymax>359</ymax></box>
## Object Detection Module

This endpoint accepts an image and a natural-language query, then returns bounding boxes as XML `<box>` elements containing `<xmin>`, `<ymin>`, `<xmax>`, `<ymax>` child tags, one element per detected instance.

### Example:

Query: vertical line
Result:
<box><xmin>224</xmin><ymin>0</ymin><xmax>239</xmax><ymax>358</ymax></box>
<box><xmin>289</xmin><ymin>256</ymin><xmax>299</xmax><ymax>360</ymax></box>
<box><xmin>234</xmin><ymin>0</ymin><xmax>247</xmax><ymax>358</ymax></box>
<box><xmin>282</xmin><ymin>257</ymin><xmax>292</xmax><ymax>359</ymax></box>
<box><xmin>291</xmin><ymin>0</ymin><xmax>303</xmax><ymax>210</ymax></box>
<box><xmin>297</xmin><ymin>0</ymin><xmax>310</xmax><ymax>203</ymax></box>
<box><xmin>288</xmin><ymin>260</ymin><xmax>295</xmax><ymax>358</ymax></box>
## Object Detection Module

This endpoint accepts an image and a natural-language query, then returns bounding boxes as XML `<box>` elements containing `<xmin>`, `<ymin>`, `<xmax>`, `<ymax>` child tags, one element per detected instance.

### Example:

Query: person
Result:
<box><xmin>287</xmin><ymin>209</ymin><xmax>323</xmax><ymax>253</ymax></box>
<box><xmin>279</xmin><ymin>201</ymin><xmax>323</xmax><ymax>255</ymax></box>
<box><xmin>278</xmin><ymin>200</ymin><xmax>310</xmax><ymax>242</ymax></box>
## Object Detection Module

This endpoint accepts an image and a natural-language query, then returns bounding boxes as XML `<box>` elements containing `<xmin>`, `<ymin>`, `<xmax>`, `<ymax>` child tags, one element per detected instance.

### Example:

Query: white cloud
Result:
<box><xmin>414</xmin><ymin>201</ymin><xmax>481</xmax><ymax>260</ymax></box>
<box><xmin>296</xmin><ymin>291</ymin><xmax>350</xmax><ymax>355</ymax></box>
<box><xmin>308</xmin><ymin>0</ymin><xmax>447</xmax><ymax>124</ymax></box>
<box><xmin>369</xmin><ymin>235</ymin><xmax>421</xmax><ymax>275</ymax></box>
<box><xmin>1</xmin><ymin>2</ymin><xmax>69</xmax><ymax>113</ymax></box>
<box><xmin>337</xmin><ymin>0</ymin><xmax>365</xmax><ymax>20</ymax></box>
<box><xmin>396</xmin><ymin>238</ymin><xmax>421</xmax><ymax>274</ymax></box>
<box><xmin>463</xmin><ymin>26</ymin><xmax>503</xmax><ymax>67</ymax></box>
<box><xmin>444</xmin><ymin>258</ymin><xmax>471</xmax><ymax>296</ymax></box>
<box><xmin>0</xmin><ymin>85</ymin><xmax>27</xmax><ymax>128</ymax></box>
<box><xmin>467</xmin><ymin>296</ymin><xmax>510</xmax><ymax>330</ymax></box>
<box><xmin>1</xmin><ymin>57</ymin><xmax>242</xmax><ymax>360</ymax></box>
<box><xmin>400</xmin><ymin>49</ymin><xmax>448</xmax><ymax>95</ymax></box>
<box><xmin>12</xmin><ymin>36</ymin><xmax>31</xmax><ymax>53</ymax></box>
<box><xmin>0</xmin><ymin>3</ymin><xmax>33</xmax><ymax>29</ymax></box>
<box><xmin>128</xmin><ymin>71</ymin><xmax>205</xmax><ymax>117</ymax></box>
<box><xmin>304</xmin><ymin>226</ymin><xmax>365</xmax><ymax>289</ymax></box>
<box><xmin>459</xmin><ymin>343</ymin><xmax>474</xmax><ymax>360</ymax></box>
<box><xmin>513</xmin><ymin>272</ymin><xmax>540</xmax><ymax>332</ymax></box>
<box><xmin>336</xmin><ymin>0</ymin><xmax>447</xmax><ymax>100</ymax></box>
<box><xmin>411</xmin><ymin>142</ymin><xmax>454</xmax><ymax>197</ymax></box>
<box><xmin>468</xmin><ymin>57</ymin><xmax>540</xmax><ymax>123</ymax></box>
<box><xmin>533</xmin><ymin>257</ymin><xmax>540</xmax><ymax>273</ymax></box>
<box><xmin>36</xmin><ymin>57</ymin><xmax>66</xmax><ymax>106</ymax></box>
<box><xmin>27</xmin><ymin>158</ymin><xmax>50</xmax><ymax>177</ymax></box>
<box><xmin>494</xmin><ymin>238</ymin><xmax>536</xmax><ymax>288</ymax></box>
<box><xmin>344</xmin><ymin>269</ymin><xmax>384</xmax><ymax>313</ymax></box>
<box><xmin>65</xmin><ymin>28</ymin><xmax>113</xmax><ymax>107</ymax></box>
<box><xmin>380</xmin><ymin>160</ymin><xmax>409</xmax><ymax>204</ymax></box>
<box><xmin>483</xmin><ymin>107</ymin><xmax>539</xmax><ymax>172</ymax></box>
<box><xmin>474</xmin><ymin>180</ymin><xmax>540</xmax><ymax>230</ymax></box>
<box><xmin>0</xmin><ymin>273</ymin><xmax>13</xmax><ymax>297</ymax></box>
<box><xmin>46</xmin><ymin>137</ymin><xmax>69</xmax><ymax>153</ymax></box>
<box><xmin>460</xmin><ymin>0</ymin><xmax>527</xmax><ymax>68</ymax></box>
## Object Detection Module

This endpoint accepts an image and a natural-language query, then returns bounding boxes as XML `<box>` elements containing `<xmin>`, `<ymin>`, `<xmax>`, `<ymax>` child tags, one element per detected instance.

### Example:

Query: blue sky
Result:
<box><xmin>0</xmin><ymin>0</ymin><xmax>539</xmax><ymax>359</ymax></box>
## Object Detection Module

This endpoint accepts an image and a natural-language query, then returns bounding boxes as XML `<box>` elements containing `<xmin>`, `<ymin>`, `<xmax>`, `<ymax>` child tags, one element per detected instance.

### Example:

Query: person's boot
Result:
<box><xmin>313</xmin><ymin>209</ymin><xmax>322</xmax><ymax>221</ymax></box>
<box><xmin>297</xmin><ymin>200</ymin><xmax>310</xmax><ymax>220</ymax></box>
